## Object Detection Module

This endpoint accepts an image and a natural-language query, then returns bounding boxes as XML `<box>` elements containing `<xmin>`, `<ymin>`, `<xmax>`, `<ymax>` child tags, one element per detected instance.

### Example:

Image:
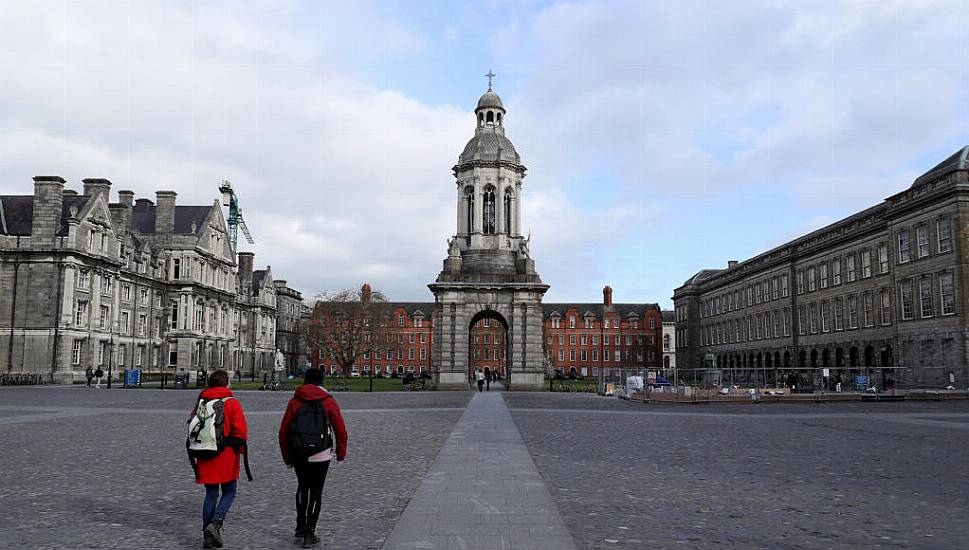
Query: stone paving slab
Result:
<box><xmin>382</xmin><ymin>391</ymin><xmax>577</xmax><ymax>550</ymax></box>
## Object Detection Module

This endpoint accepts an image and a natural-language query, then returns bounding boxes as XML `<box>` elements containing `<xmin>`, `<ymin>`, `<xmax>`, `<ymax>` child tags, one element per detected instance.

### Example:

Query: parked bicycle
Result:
<box><xmin>0</xmin><ymin>373</ymin><xmax>46</xmax><ymax>385</ymax></box>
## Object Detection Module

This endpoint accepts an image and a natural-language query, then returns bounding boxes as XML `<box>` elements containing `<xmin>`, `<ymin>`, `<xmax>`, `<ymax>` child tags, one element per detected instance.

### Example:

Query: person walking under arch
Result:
<box><xmin>279</xmin><ymin>367</ymin><xmax>348</xmax><ymax>548</ymax></box>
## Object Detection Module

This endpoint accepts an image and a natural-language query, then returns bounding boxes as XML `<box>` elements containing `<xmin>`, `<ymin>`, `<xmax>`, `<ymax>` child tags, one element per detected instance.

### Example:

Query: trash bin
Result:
<box><xmin>196</xmin><ymin>370</ymin><xmax>205</xmax><ymax>387</ymax></box>
<box><xmin>175</xmin><ymin>372</ymin><xmax>189</xmax><ymax>390</ymax></box>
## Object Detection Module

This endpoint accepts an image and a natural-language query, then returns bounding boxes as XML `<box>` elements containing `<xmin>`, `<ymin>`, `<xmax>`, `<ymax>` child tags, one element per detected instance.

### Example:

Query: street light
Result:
<box><xmin>107</xmin><ymin>336</ymin><xmax>115</xmax><ymax>389</ymax></box>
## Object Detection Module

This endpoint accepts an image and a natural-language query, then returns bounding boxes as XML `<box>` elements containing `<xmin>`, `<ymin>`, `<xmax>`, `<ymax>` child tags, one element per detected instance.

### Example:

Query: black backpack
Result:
<box><xmin>290</xmin><ymin>397</ymin><xmax>333</xmax><ymax>460</ymax></box>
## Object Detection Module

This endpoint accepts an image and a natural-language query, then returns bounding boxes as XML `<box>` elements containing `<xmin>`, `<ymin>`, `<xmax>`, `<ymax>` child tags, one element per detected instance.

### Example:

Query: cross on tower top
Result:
<box><xmin>485</xmin><ymin>70</ymin><xmax>495</xmax><ymax>91</ymax></box>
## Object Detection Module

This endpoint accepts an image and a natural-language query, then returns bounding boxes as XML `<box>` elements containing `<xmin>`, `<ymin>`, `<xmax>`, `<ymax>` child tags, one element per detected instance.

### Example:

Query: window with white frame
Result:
<box><xmin>937</xmin><ymin>218</ymin><xmax>953</xmax><ymax>254</ymax></box>
<box><xmin>880</xmin><ymin>289</ymin><xmax>892</xmax><ymax>325</ymax></box>
<box><xmin>863</xmin><ymin>292</ymin><xmax>873</xmax><ymax>327</ymax></box>
<box><xmin>72</xmin><ymin>339</ymin><xmax>82</xmax><ymax>364</ymax></box>
<box><xmin>916</xmin><ymin>223</ymin><xmax>929</xmax><ymax>258</ymax></box>
<box><xmin>832</xmin><ymin>258</ymin><xmax>841</xmax><ymax>285</ymax></box>
<box><xmin>847</xmin><ymin>295</ymin><xmax>858</xmax><ymax>328</ymax></box>
<box><xmin>861</xmin><ymin>249</ymin><xmax>872</xmax><ymax>278</ymax></box>
<box><xmin>846</xmin><ymin>255</ymin><xmax>856</xmax><ymax>282</ymax></box>
<box><xmin>99</xmin><ymin>305</ymin><xmax>109</xmax><ymax>329</ymax></box>
<box><xmin>75</xmin><ymin>300</ymin><xmax>88</xmax><ymax>326</ymax></box>
<box><xmin>819</xmin><ymin>264</ymin><xmax>828</xmax><ymax>288</ymax></box>
<box><xmin>919</xmin><ymin>276</ymin><xmax>933</xmax><ymax>318</ymax></box>
<box><xmin>878</xmin><ymin>243</ymin><xmax>889</xmax><ymax>274</ymax></box>
<box><xmin>897</xmin><ymin>230</ymin><xmax>910</xmax><ymax>263</ymax></box>
<box><xmin>807</xmin><ymin>267</ymin><xmax>816</xmax><ymax>292</ymax></box>
<box><xmin>899</xmin><ymin>279</ymin><xmax>914</xmax><ymax>320</ymax></box>
<box><xmin>940</xmin><ymin>271</ymin><xmax>955</xmax><ymax>315</ymax></box>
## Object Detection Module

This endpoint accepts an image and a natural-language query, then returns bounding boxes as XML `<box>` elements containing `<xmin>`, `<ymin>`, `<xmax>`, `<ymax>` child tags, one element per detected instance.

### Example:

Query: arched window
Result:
<box><xmin>486</xmin><ymin>111</ymin><xmax>494</xmax><ymax>124</ymax></box>
<box><xmin>478</xmin><ymin>112</ymin><xmax>484</xmax><ymax>124</ymax></box>
<box><xmin>465</xmin><ymin>187</ymin><xmax>475</xmax><ymax>233</ymax></box>
<box><xmin>503</xmin><ymin>189</ymin><xmax>513</xmax><ymax>234</ymax></box>
<box><xmin>497</xmin><ymin>112</ymin><xmax>502</xmax><ymax>125</ymax></box>
<box><xmin>483</xmin><ymin>188</ymin><xmax>496</xmax><ymax>234</ymax></box>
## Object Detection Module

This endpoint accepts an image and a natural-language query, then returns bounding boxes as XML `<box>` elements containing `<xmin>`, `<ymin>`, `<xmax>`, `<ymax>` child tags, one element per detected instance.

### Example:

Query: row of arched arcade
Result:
<box><xmin>707</xmin><ymin>342</ymin><xmax>895</xmax><ymax>392</ymax></box>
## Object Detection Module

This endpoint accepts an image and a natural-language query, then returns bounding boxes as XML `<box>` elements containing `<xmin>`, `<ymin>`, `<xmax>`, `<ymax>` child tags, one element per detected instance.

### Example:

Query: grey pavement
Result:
<box><xmin>382</xmin><ymin>390</ymin><xmax>577</xmax><ymax>550</ymax></box>
<box><xmin>2</xmin><ymin>386</ymin><xmax>969</xmax><ymax>549</ymax></box>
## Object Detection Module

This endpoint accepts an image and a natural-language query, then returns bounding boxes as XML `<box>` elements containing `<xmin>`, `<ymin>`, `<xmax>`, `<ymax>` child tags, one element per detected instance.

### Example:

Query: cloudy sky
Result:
<box><xmin>1</xmin><ymin>1</ymin><xmax>967</xmax><ymax>308</ymax></box>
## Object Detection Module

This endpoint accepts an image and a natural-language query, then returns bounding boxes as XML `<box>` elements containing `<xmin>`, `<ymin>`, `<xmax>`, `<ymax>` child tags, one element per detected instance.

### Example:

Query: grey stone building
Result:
<box><xmin>273</xmin><ymin>279</ymin><xmax>304</xmax><ymax>375</ymax></box>
<box><xmin>429</xmin><ymin>83</ymin><xmax>549</xmax><ymax>390</ymax></box>
<box><xmin>673</xmin><ymin>146</ymin><xmax>969</xmax><ymax>390</ymax></box>
<box><xmin>0</xmin><ymin>176</ymin><xmax>283</xmax><ymax>383</ymax></box>
<box><xmin>233</xmin><ymin>254</ymin><xmax>277</xmax><ymax>379</ymax></box>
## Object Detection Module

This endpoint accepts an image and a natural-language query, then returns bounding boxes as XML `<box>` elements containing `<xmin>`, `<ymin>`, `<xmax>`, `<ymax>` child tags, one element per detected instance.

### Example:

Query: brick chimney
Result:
<box><xmin>603</xmin><ymin>285</ymin><xmax>613</xmax><ymax>307</ymax></box>
<box><xmin>237</xmin><ymin>252</ymin><xmax>254</xmax><ymax>294</ymax></box>
<box><xmin>361</xmin><ymin>283</ymin><xmax>372</xmax><ymax>304</ymax></box>
<box><xmin>154</xmin><ymin>191</ymin><xmax>176</xmax><ymax>234</ymax></box>
<box><xmin>82</xmin><ymin>178</ymin><xmax>112</xmax><ymax>204</ymax></box>
<box><xmin>31</xmin><ymin>176</ymin><xmax>65</xmax><ymax>246</ymax></box>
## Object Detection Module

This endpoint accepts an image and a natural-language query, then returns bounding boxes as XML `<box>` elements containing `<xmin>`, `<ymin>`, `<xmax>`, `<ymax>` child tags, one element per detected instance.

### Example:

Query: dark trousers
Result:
<box><xmin>295</xmin><ymin>460</ymin><xmax>330</xmax><ymax>533</ymax></box>
<box><xmin>477</xmin><ymin>380</ymin><xmax>484</xmax><ymax>392</ymax></box>
<box><xmin>202</xmin><ymin>481</ymin><xmax>237</xmax><ymax>529</ymax></box>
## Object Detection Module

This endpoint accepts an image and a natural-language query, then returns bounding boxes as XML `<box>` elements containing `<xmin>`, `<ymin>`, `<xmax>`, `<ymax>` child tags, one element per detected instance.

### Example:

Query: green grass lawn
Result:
<box><xmin>227</xmin><ymin>377</ymin><xmax>424</xmax><ymax>392</ymax></box>
<box><xmin>545</xmin><ymin>378</ymin><xmax>598</xmax><ymax>393</ymax></box>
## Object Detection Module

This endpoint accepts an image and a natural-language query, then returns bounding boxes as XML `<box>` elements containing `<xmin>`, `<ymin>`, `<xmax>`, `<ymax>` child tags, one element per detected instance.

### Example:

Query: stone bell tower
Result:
<box><xmin>429</xmin><ymin>74</ymin><xmax>549</xmax><ymax>390</ymax></box>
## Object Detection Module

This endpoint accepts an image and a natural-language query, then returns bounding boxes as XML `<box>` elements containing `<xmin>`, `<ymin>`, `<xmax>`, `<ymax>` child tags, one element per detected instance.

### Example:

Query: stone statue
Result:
<box><xmin>448</xmin><ymin>237</ymin><xmax>461</xmax><ymax>257</ymax></box>
<box><xmin>274</xmin><ymin>349</ymin><xmax>285</xmax><ymax>371</ymax></box>
<box><xmin>519</xmin><ymin>235</ymin><xmax>530</xmax><ymax>258</ymax></box>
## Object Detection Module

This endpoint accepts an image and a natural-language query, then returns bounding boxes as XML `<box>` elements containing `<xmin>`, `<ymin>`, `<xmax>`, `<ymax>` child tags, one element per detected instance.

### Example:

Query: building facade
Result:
<box><xmin>542</xmin><ymin>286</ymin><xmax>663</xmax><ymax>379</ymax></box>
<box><xmin>273</xmin><ymin>279</ymin><xmax>303</xmax><ymax>375</ymax></box>
<box><xmin>674</xmin><ymin>146</ymin><xmax>969</xmax><ymax>390</ymax></box>
<box><xmin>662</xmin><ymin>310</ymin><xmax>676</xmax><ymax>375</ymax></box>
<box><xmin>0</xmin><ymin>176</ymin><xmax>284</xmax><ymax>383</ymax></box>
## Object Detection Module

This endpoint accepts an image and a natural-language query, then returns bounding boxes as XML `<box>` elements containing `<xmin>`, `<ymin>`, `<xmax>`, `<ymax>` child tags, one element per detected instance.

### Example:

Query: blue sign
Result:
<box><xmin>124</xmin><ymin>369</ymin><xmax>141</xmax><ymax>386</ymax></box>
<box><xmin>854</xmin><ymin>375</ymin><xmax>869</xmax><ymax>387</ymax></box>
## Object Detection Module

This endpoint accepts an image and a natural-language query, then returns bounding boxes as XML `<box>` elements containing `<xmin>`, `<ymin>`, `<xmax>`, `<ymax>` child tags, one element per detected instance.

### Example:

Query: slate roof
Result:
<box><xmin>388</xmin><ymin>302</ymin><xmax>435</xmax><ymax>317</ymax></box>
<box><xmin>130</xmin><ymin>204</ymin><xmax>212</xmax><ymax>234</ymax></box>
<box><xmin>681</xmin><ymin>269</ymin><xmax>723</xmax><ymax>288</ymax></box>
<box><xmin>476</xmin><ymin>90</ymin><xmax>504</xmax><ymax>111</ymax></box>
<box><xmin>662</xmin><ymin>310</ymin><xmax>675</xmax><ymax>323</ymax></box>
<box><xmin>541</xmin><ymin>303</ymin><xmax>660</xmax><ymax>320</ymax></box>
<box><xmin>0</xmin><ymin>194</ymin><xmax>91</xmax><ymax>236</ymax></box>
<box><xmin>912</xmin><ymin>145</ymin><xmax>969</xmax><ymax>187</ymax></box>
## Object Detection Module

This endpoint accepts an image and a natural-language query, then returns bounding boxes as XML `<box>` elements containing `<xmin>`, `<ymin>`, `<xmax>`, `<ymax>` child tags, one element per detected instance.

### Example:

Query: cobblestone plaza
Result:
<box><xmin>1</xmin><ymin>387</ymin><xmax>967</xmax><ymax>549</ymax></box>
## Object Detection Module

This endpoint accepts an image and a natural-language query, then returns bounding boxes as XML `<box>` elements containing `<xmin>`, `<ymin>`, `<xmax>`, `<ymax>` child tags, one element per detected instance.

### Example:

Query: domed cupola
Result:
<box><xmin>457</xmin><ymin>71</ymin><xmax>524</xmax><ymax>168</ymax></box>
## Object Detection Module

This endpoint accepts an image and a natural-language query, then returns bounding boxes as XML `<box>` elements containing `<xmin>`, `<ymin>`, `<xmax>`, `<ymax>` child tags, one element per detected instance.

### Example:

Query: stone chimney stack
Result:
<box><xmin>118</xmin><ymin>190</ymin><xmax>134</xmax><ymax>207</ymax></box>
<box><xmin>31</xmin><ymin>176</ymin><xmax>65</xmax><ymax>246</ymax></box>
<box><xmin>115</xmin><ymin>190</ymin><xmax>134</xmax><ymax>234</ymax></box>
<box><xmin>134</xmin><ymin>198</ymin><xmax>154</xmax><ymax>208</ymax></box>
<box><xmin>361</xmin><ymin>283</ymin><xmax>373</xmax><ymax>305</ymax></box>
<box><xmin>155</xmin><ymin>191</ymin><xmax>177</xmax><ymax>234</ymax></box>
<box><xmin>728</xmin><ymin>260</ymin><xmax>738</xmax><ymax>268</ymax></box>
<box><xmin>603</xmin><ymin>285</ymin><xmax>613</xmax><ymax>307</ymax></box>
<box><xmin>82</xmin><ymin>178</ymin><xmax>112</xmax><ymax>204</ymax></box>
<box><xmin>238</xmin><ymin>252</ymin><xmax>254</xmax><ymax>294</ymax></box>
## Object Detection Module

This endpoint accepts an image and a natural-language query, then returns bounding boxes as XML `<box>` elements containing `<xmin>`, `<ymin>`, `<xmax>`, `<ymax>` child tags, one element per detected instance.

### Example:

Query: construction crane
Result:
<box><xmin>218</xmin><ymin>179</ymin><xmax>255</xmax><ymax>247</ymax></box>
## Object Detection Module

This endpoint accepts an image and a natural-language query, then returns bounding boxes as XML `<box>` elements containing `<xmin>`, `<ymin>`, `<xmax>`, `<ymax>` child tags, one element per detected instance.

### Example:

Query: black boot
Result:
<box><xmin>294</xmin><ymin>525</ymin><xmax>305</xmax><ymax>539</ymax></box>
<box><xmin>202</xmin><ymin>530</ymin><xmax>213</xmax><ymax>549</ymax></box>
<box><xmin>204</xmin><ymin>520</ymin><xmax>224</xmax><ymax>548</ymax></box>
<box><xmin>302</xmin><ymin>531</ymin><xmax>320</xmax><ymax>548</ymax></box>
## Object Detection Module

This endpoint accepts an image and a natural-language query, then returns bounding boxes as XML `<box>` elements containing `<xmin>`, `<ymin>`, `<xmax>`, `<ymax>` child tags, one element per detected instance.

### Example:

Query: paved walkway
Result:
<box><xmin>382</xmin><ymin>391</ymin><xmax>577</xmax><ymax>550</ymax></box>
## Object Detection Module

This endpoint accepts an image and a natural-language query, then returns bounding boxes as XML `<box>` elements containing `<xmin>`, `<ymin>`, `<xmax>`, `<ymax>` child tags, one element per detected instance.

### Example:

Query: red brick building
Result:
<box><xmin>307</xmin><ymin>285</ymin><xmax>663</xmax><ymax>380</ymax></box>
<box><xmin>543</xmin><ymin>287</ymin><xmax>664</xmax><ymax>379</ymax></box>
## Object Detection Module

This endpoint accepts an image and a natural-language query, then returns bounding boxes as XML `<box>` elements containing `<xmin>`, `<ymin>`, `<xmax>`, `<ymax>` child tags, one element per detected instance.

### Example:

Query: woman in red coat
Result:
<box><xmin>278</xmin><ymin>367</ymin><xmax>347</xmax><ymax>548</ymax></box>
<box><xmin>191</xmin><ymin>370</ymin><xmax>248</xmax><ymax>549</ymax></box>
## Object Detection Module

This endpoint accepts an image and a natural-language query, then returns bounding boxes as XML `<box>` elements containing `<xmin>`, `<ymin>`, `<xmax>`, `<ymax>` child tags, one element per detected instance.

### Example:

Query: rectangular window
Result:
<box><xmin>408</xmin><ymin>348</ymin><xmax>415</xmax><ymax>360</ymax></box>
<box><xmin>807</xmin><ymin>267</ymin><xmax>816</xmax><ymax>292</ymax></box>
<box><xmin>99</xmin><ymin>305</ymin><xmax>109</xmax><ymax>329</ymax></box>
<box><xmin>899</xmin><ymin>279</ymin><xmax>914</xmax><ymax>320</ymax></box>
<box><xmin>783</xmin><ymin>309</ymin><xmax>791</xmax><ymax>336</ymax></box>
<box><xmin>861</xmin><ymin>249</ymin><xmax>871</xmax><ymax>278</ymax></box>
<box><xmin>919</xmin><ymin>276</ymin><xmax>934</xmax><ymax>318</ymax></box>
<box><xmin>796</xmin><ymin>271</ymin><xmax>804</xmax><ymax>294</ymax></box>
<box><xmin>603</xmin><ymin>335</ymin><xmax>609</xmax><ymax>345</ymax></box>
<box><xmin>580</xmin><ymin>349</ymin><xmax>588</xmax><ymax>361</ymax></box>
<box><xmin>172</xmin><ymin>258</ymin><xmax>181</xmax><ymax>280</ymax></box>
<box><xmin>120</xmin><ymin>311</ymin><xmax>129</xmax><ymax>335</ymax></box>
<box><xmin>614</xmin><ymin>350</ymin><xmax>621</xmax><ymax>362</ymax></box>
<box><xmin>747</xmin><ymin>286</ymin><xmax>753</xmax><ymax>306</ymax></box>
<box><xmin>398</xmin><ymin>315</ymin><xmax>405</xmax><ymax>327</ymax></box>
<box><xmin>809</xmin><ymin>304</ymin><xmax>818</xmax><ymax>333</ymax></box>
<box><xmin>592</xmin><ymin>335</ymin><xmax>598</xmax><ymax>345</ymax></box>
<box><xmin>781</xmin><ymin>274</ymin><xmax>789</xmax><ymax>297</ymax></box>
<box><xmin>819</xmin><ymin>264</ymin><xmax>828</xmax><ymax>289</ymax></box>
<box><xmin>140</xmin><ymin>288</ymin><xmax>149</xmax><ymax>303</ymax></box>
<box><xmin>121</xmin><ymin>284</ymin><xmax>131</xmax><ymax>302</ymax></box>
<box><xmin>569</xmin><ymin>334</ymin><xmax>576</xmax><ymax>345</ymax></box>
<box><xmin>409</xmin><ymin>333</ymin><xmax>416</xmax><ymax>344</ymax></box>
<box><xmin>937</xmin><ymin>218</ymin><xmax>953</xmax><ymax>253</ymax></box>
<box><xmin>580</xmin><ymin>335</ymin><xmax>587</xmax><ymax>346</ymax></box>
<box><xmin>72</xmin><ymin>339</ymin><xmax>82</xmax><ymax>364</ymax></box>
<box><xmin>558</xmin><ymin>350</ymin><xmax>564</xmax><ymax>361</ymax></box>
<box><xmin>820</xmin><ymin>301</ymin><xmax>829</xmax><ymax>332</ymax></box>
<box><xmin>101</xmin><ymin>275</ymin><xmax>112</xmax><ymax>295</ymax></box>
<box><xmin>847</xmin><ymin>295</ymin><xmax>858</xmax><ymax>328</ymax></box>
<box><xmin>773</xmin><ymin>311</ymin><xmax>780</xmax><ymax>338</ymax></box>
<box><xmin>771</xmin><ymin>278</ymin><xmax>779</xmax><ymax>300</ymax></box>
<box><xmin>897</xmin><ymin>230</ymin><xmax>911</xmax><ymax>263</ymax></box>
<box><xmin>420</xmin><ymin>348</ymin><xmax>427</xmax><ymax>360</ymax></box>
<box><xmin>940</xmin><ymin>271</ymin><xmax>955</xmax><ymax>315</ymax></box>
<box><xmin>170</xmin><ymin>301</ymin><xmax>178</xmax><ymax>330</ymax></box>
<box><xmin>763</xmin><ymin>315</ymin><xmax>770</xmax><ymax>338</ymax></box>
<box><xmin>602</xmin><ymin>349</ymin><xmax>609</xmax><ymax>362</ymax></box>
<box><xmin>118</xmin><ymin>344</ymin><xmax>126</xmax><ymax>367</ymax></box>
<box><xmin>863</xmin><ymin>292</ymin><xmax>873</xmax><ymax>327</ymax></box>
<box><xmin>77</xmin><ymin>270</ymin><xmax>88</xmax><ymax>289</ymax></box>
<box><xmin>592</xmin><ymin>349</ymin><xmax>599</xmax><ymax>361</ymax></box>
<box><xmin>916</xmin><ymin>223</ymin><xmax>929</xmax><ymax>258</ymax></box>
<box><xmin>762</xmin><ymin>282</ymin><xmax>770</xmax><ymax>303</ymax></box>
<box><xmin>846</xmin><ymin>255</ymin><xmax>856</xmax><ymax>282</ymax></box>
<box><xmin>880</xmin><ymin>289</ymin><xmax>892</xmax><ymax>325</ymax></box>
<box><xmin>558</xmin><ymin>335</ymin><xmax>564</xmax><ymax>345</ymax></box>
<box><xmin>874</xmin><ymin>244</ymin><xmax>888</xmax><ymax>275</ymax></box>
<box><xmin>832</xmin><ymin>258</ymin><xmax>842</xmax><ymax>285</ymax></box>
<box><xmin>834</xmin><ymin>297</ymin><xmax>844</xmax><ymax>331</ymax></box>
<box><xmin>797</xmin><ymin>307</ymin><xmax>805</xmax><ymax>336</ymax></box>
<box><xmin>75</xmin><ymin>300</ymin><xmax>88</xmax><ymax>326</ymax></box>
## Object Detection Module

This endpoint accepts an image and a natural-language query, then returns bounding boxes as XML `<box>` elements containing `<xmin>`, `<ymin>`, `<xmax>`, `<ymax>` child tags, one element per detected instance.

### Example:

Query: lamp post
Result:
<box><xmin>107</xmin><ymin>336</ymin><xmax>115</xmax><ymax>389</ymax></box>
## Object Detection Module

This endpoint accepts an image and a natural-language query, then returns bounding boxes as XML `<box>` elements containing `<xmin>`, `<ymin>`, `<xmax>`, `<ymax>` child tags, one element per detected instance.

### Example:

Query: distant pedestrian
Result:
<box><xmin>186</xmin><ymin>370</ymin><xmax>250</xmax><ymax>549</ymax></box>
<box><xmin>94</xmin><ymin>367</ymin><xmax>104</xmax><ymax>389</ymax></box>
<box><xmin>485</xmin><ymin>371</ymin><xmax>491</xmax><ymax>391</ymax></box>
<box><xmin>279</xmin><ymin>367</ymin><xmax>348</xmax><ymax>548</ymax></box>
<box><xmin>476</xmin><ymin>370</ymin><xmax>485</xmax><ymax>392</ymax></box>
<box><xmin>85</xmin><ymin>366</ymin><xmax>94</xmax><ymax>388</ymax></box>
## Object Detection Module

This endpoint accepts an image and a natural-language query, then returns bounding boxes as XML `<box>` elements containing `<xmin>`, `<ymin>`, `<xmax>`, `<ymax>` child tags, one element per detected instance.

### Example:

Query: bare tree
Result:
<box><xmin>307</xmin><ymin>285</ymin><xmax>392</xmax><ymax>379</ymax></box>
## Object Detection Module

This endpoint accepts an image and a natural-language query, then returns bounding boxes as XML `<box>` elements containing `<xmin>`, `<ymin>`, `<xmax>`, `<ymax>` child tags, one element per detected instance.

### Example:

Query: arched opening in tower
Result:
<box><xmin>468</xmin><ymin>310</ymin><xmax>509</xmax><ymax>388</ymax></box>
